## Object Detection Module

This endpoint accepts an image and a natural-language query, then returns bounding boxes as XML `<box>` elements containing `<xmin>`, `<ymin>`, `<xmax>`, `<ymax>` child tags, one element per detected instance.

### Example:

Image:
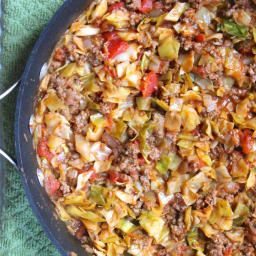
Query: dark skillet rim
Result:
<box><xmin>15</xmin><ymin>0</ymin><xmax>73</xmax><ymax>255</ymax></box>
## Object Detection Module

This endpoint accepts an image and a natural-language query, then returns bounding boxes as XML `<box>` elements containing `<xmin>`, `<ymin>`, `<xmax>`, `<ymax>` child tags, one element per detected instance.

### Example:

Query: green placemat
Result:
<box><xmin>0</xmin><ymin>0</ymin><xmax>65</xmax><ymax>255</ymax></box>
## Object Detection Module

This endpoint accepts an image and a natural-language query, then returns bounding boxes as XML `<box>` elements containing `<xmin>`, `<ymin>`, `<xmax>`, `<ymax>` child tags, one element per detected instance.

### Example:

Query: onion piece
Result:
<box><xmin>37</xmin><ymin>168</ymin><xmax>44</xmax><ymax>187</ymax></box>
<box><xmin>158</xmin><ymin>192</ymin><xmax>174</xmax><ymax>206</ymax></box>
<box><xmin>76</xmin><ymin>25</ymin><xmax>100</xmax><ymax>36</ymax></box>
<box><xmin>29</xmin><ymin>115</ymin><xmax>36</xmax><ymax>134</ymax></box>
<box><xmin>203</xmin><ymin>94</ymin><xmax>217</xmax><ymax>112</ymax></box>
<box><xmin>76</xmin><ymin>170</ymin><xmax>94</xmax><ymax>191</ymax></box>
<box><xmin>39</xmin><ymin>62</ymin><xmax>48</xmax><ymax>80</ymax></box>
<box><xmin>90</xmin><ymin>142</ymin><xmax>112</xmax><ymax>161</ymax></box>
<box><xmin>196</xmin><ymin>7</ymin><xmax>213</xmax><ymax>25</ymax></box>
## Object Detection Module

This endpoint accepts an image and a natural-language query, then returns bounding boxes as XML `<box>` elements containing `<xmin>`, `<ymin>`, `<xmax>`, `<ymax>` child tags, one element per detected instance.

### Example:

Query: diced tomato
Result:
<box><xmin>108</xmin><ymin>2</ymin><xmax>125</xmax><ymax>12</ymax></box>
<box><xmin>102</xmin><ymin>31</ymin><xmax>119</xmax><ymax>41</ymax></box>
<box><xmin>193</xmin><ymin>66</ymin><xmax>207</xmax><ymax>78</ymax></box>
<box><xmin>195</xmin><ymin>33</ymin><xmax>206</xmax><ymax>43</ymax></box>
<box><xmin>109</xmin><ymin>170</ymin><xmax>126</xmax><ymax>183</ymax></box>
<box><xmin>103</xmin><ymin>31</ymin><xmax>129</xmax><ymax>59</ymax></box>
<box><xmin>141</xmin><ymin>71</ymin><xmax>158</xmax><ymax>97</ymax></box>
<box><xmin>139</xmin><ymin>0</ymin><xmax>153</xmax><ymax>14</ymax></box>
<box><xmin>37</xmin><ymin>137</ymin><xmax>54</xmax><ymax>162</ymax></box>
<box><xmin>240</xmin><ymin>129</ymin><xmax>254</xmax><ymax>155</ymax></box>
<box><xmin>54</xmin><ymin>48</ymin><xmax>66</xmax><ymax>62</ymax></box>
<box><xmin>223</xmin><ymin>248</ymin><xmax>232</xmax><ymax>256</ymax></box>
<box><xmin>45</xmin><ymin>176</ymin><xmax>60</xmax><ymax>195</ymax></box>
<box><xmin>108</xmin><ymin>38</ymin><xmax>129</xmax><ymax>59</ymax></box>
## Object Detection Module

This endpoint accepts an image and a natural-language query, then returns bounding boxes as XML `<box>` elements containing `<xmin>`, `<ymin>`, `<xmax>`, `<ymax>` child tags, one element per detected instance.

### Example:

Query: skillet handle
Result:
<box><xmin>0</xmin><ymin>80</ymin><xmax>20</xmax><ymax>101</ymax></box>
<box><xmin>0</xmin><ymin>149</ymin><xmax>18</xmax><ymax>170</ymax></box>
<box><xmin>0</xmin><ymin>80</ymin><xmax>20</xmax><ymax>170</ymax></box>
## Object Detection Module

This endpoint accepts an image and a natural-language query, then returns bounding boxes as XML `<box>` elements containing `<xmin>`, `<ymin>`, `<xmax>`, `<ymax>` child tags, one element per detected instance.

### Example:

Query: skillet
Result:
<box><xmin>14</xmin><ymin>0</ymin><xmax>94</xmax><ymax>255</ymax></box>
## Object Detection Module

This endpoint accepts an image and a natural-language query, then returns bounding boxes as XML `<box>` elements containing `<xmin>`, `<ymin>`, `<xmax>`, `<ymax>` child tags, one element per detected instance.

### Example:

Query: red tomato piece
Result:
<box><xmin>109</xmin><ymin>170</ymin><xmax>125</xmax><ymax>183</ymax></box>
<box><xmin>45</xmin><ymin>176</ymin><xmax>60</xmax><ymax>195</ymax></box>
<box><xmin>107</xmin><ymin>38</ymin><xmax>129</xmax><ymax>59</ymax></box>
<box><xmin>37</xmin><ymin>137</ymin><xmax>54</xmax><ymax>162</ymax></box>
<box><xmin>103</xmin><ymin>31</ymin><xmax>129</xmax><ymax>59</ymax></box>
<box><xmin>195</xmin><ymin>33</ymin><xmax>206</xmax><ymax>43</ymax></box>
<box><xmin>108</xmin><ymin>2</ymin><xmax>125</xmax><ymax>12</ymax></box>
<box><xmin>141</xmin><ymin>71</ymin><xmax>158</xmax><ymax>97</ymax></box>
<box><xmin>139</xmin><ymin>0</ymin><xmax>153</xmax><ymax>13</ymax></box>
<box><xmin>240</xmin><ymin>129</ymin><xmax>254</xmax><ymax>155</ymax></box>
<box><xmin>223</xmin><ymin>248</ymin><xmax>232</xmax><ymax>256</ymax></box>
<box><xmin>102</xmin><ymin>31</ymin><xmax>119</xmax><ymax>41</ymax></box>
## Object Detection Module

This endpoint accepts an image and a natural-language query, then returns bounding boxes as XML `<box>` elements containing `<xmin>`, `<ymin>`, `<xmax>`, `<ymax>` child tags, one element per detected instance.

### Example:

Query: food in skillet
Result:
<box><xmin>31</xmin><ymin>0</ymin><xmax>256</xmax><ymax>255</ymax></box>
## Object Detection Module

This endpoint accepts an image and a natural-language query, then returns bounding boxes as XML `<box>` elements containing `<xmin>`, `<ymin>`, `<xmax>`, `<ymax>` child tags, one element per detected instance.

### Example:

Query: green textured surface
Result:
<box><xmin>0</xmin><ymin>0</ymin><xmax>65</xmax><ymax>255</ymax></box>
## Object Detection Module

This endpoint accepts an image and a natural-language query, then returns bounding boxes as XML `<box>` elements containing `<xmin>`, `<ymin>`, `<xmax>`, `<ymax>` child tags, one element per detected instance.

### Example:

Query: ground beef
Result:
<box><xmin>205</xmin><ymin>188</ymin><xmax>217</xmax><ymax>206</ymax></box>
<box><xmin>60</xmin><ymin>181</ymin><xmax>71</xmax><ymax>195</ymax></box>
<box><xmin>170</xmin><ymin>214</ymin><xmax>186</xmax><ymax>241</ymax></box>
<box><xmin>72</xmin><ymin>110</ymin><xmax>89</xmax><ymax>135</ymax></box>
<box><xmin>87</xmin><ymin>51</ymin><xmax>104</xmax><ymax>66</ymax></box>
<box><xmin>49</xmin><ymin>60</ymin><xmax>62</xmax><ymax>71</ymax></box>
<box><xmin>126</xmin><ymin>165</ymin><xmax>140</xmax><ymax>180</ymax></box>
<box><xmin>140</xmin><ymin>174</ymin><xmax>151</xmax><ymax>192</ymax></box>
<box><xmin>127</xmin><ymin>140</ymin><xmax>140</xmax><ymax>156</ymax></box>
<box><xmin>65</xmin><ymin>88</ymin><xmax>82</xmax><ymax>106</ymax></box>
<box><xmin>194</xmin><ymin>194</ymin><xmax>207</xmax><ymax>209</ymax></box>
<box><xmin>147</xmin><ymin>141</ymin><xmax>161</xmax><ymax>161</ymax></box>
<box><xmin>236</xmin><ymin>40</ymin><xmax>254</xmax><ymax>55</ymax></box>
<box><xmin>130</xmin><ymin>198</ymin><xmax>143</xmax><ymax>216</ymax></box>
<box><xmin>73</xmin><ymin>53</ymin><xmax>87</xmax><ymax>67</ymax></box>
<box><xmin>248</xmin><ymin>63</ymin><xmax>256</xmax><ymax>84</ymax></box>
<box><xmin>102</xmin><ymin>132</ymin><xmax>122</xmax><ymax>158</ymax></box>
<box><xmin>163</xmin><ymin>204</ymin><xmax>177</xmax><ymax>224</ymax></box>
<box><xmin>171</xmin><ymin>193</ymin><xmax>187</xmax><ymax>212</ymax></box>
<box><xmin>240</xmin><ymin>240</ymin><xmax>255</xmax><ymax>256</ymax></box>
<box><xmin>99</xmin><ymin>102</ymin><xmax>116</xmax><ymax>115</ymax></box>
<box><xmin>206</xmin><ymin>233</ymin><xmax>234</xmax><ymax>256</ymax></box>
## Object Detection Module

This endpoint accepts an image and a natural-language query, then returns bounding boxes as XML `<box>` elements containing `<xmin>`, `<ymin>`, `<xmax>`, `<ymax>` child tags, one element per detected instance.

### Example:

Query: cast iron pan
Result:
<box><xmin>14</xmin><ymin>0</ymin><xmax>94</xmax><ymax>255</ymax></box>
